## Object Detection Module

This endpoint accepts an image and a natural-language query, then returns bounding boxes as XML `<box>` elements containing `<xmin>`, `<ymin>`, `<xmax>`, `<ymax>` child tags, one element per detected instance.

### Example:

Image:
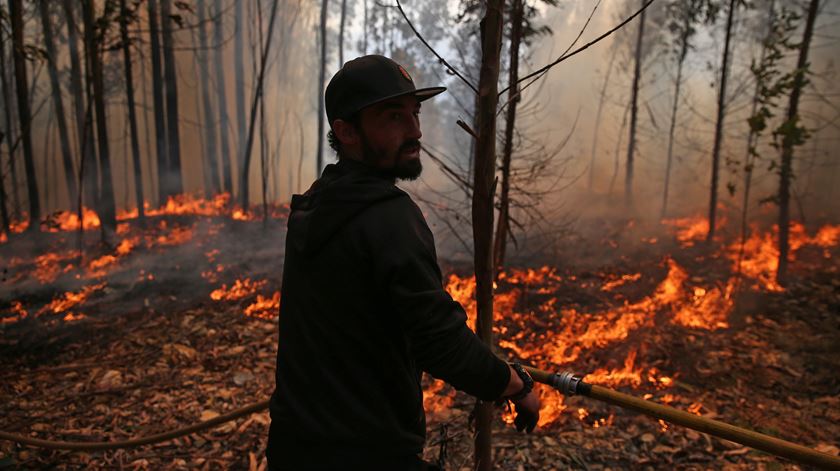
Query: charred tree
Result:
<box><xmin>147</xmin><ymin>0</ymin><xmax>169</xmax><ymax>205</ymax></box>
<box><xmin>234</xmin><ymin>0</ymin><xmax>247</xmax><ymax>189</ymax></box>
<box><xmin>707</xmin><ymin>0</ymin><xmax>736</xmax><ymax>242</ymax></box>
<box><xmin>776</xmin><ymin>0</ymin><xmax>819</xmax><ymax>285</ymax></box>
<box><xmin>493</xmin><ymin>0</ymin><xmax>524</xmax><ymax>274</ymax></box>
<box><xmin>472</xmin><ymin>1</ymin><xmax>504</xmax><ymax>469</ymax></box>
<box><xmin>118</xmin><ymin>0</ymin><xmax>145</xmax><ymax>220</ymax></box>
<box><xmin>38</xmin><ymin>0</ymin><xmax>77</xmax><ymax>206</ymax></box>
<box><xmin>240</xmin><ymin>0</ymin><xmax>280</xmax><ymax>210</ymax></box>
<box><xmin>214</xmin><ymin>0</ymin><xmax>233</xmax><ymax>194</ymax></box>
<box><xmin>197</xmin><ymin>0</ymin><xmax>220</xmax><ymax>194</ymax></box>
<box><xmin>316</xmin><ymin>0</ymin><xmax>329</xmax><ymax>174</ymax></box>
<box><xmin>0</xmin><ymin>22</ymin><xmax>21</xmax><ymax>220</ymax></box>
<box><xmin>338</xmin><ymin>0</ymin><xmax>347</xmax><ymax>66</ymax></box>
<box><xmin>625</xmin><ymin>0</ymin><xmax>646</xmax><ymax>205</ymax></box>
<box><xmin>588</xmin><ymin>46</ymin><xmax>617</xmax><ymax>193</ymax></box>
<box><xmin>9</xmin><ymin>0</ymin><xmax>40</xmax><ymax>229</ymax></box>
<box><xmin>160</xmin><ymin>0</ymin><xmax>183</xmax><ymax>197</ymax></box>
<box><xmin>82</xmin><ymin>0</ymin><xmax>117</xmax><ymax>235</ymax></box>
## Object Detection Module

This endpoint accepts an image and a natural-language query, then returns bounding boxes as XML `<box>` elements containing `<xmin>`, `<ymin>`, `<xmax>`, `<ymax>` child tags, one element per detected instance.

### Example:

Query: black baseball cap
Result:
<box><xmin>325</xmin><ymin>55</ymin><xmax>446</xmax><ymax>125</ymax></box>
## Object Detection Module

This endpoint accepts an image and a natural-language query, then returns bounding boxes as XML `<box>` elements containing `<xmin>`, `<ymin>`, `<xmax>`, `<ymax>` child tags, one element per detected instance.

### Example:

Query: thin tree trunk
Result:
<box><xmin>214</xmin><ymin>0</ymin><xmax>233</xmax><ymax>194</ymax></box>
<box><xmin>119</xmin><ymin>0</ymin><xmax>145</xmax><ymax>221</ymax></box>
<box><xmin>338</xmin><ymin>0</ymin><xmax>347</xmax><ymax>67</ymax></box>
<box><xmin>661</xmin><ymin>29</ymin><xmax>689</xmax><ymax>218</ymax></box>
<box><xmin>362</xmin><ymin>0</ymin><xmax>368</xmax><ymax>54</ymax></box>
<box><xmin>234</xmin><ymin>0</ymin><xmax>247</xmax><ymax>191</ymax></box>
<box><xmin>257</xmin><ymin>0</ymin><xmax>269</xmax><ymax>224</ymax></box>
<box><xmin>588</xmin><ymin>46</ymin><xmax>617</xmax><ymax>193</ymax></box>
<box><xmin>38</xmin><ymin>0</ymin><xmax>78</xmax><ymax>206</ymax></box>
<box><xmin>10</xmin><ymin>0</ymin><xmax>41</xmax><ymax>230</ymax></box>
<box><xmin>240</xmin><ymin>0</ymin><xmax>280</xmax><ymax>209</ymax></box>
<box><xmin>625</xmin><ymin>0</ymin><xmax>646</xmax><ymax>206</ymax></box>
<box><xmin>0</xmin><ymin>24</ymin><xmax>21</xmax><ymax>221</ymax></box>
<box><xmin>316</xmin><ymin>0</ymin><xmax>329</xmax><ymax>174</ymax></box>
<box><xmin>160</xmin><ymin>0</ymin><xmax>183</xmax><ymax>197</ymax></box>
<box><xmin>707</xmin><ymin>0</ymin><xmax>736</xmax><ymax>242</ymax></box>
<box><xmin>493</xmin><ymin>0</ymin><xmax>523</xmax><ymax>275</ymax></box>
<box><xmin>777</xmin><ymin>0</ymin><xmax>819</xmax><ymax>285</ymax></box>
<box><xmin>198</xmin><ymin>0</ymin><xmax>220</xmax><ymax>194</ymax></box>
<box><xmin>82</xmin><ymin>0</ymin><xmax>117</xmax><ymax>236</ymax></box>
<box><xmin>472</xmin><ymin>2</ymin><xmax>504</xmax><ymax>469</ymax></box>
<box><xmin>148</xmin><ymin>0</ymin><xmax>169</xmax><ymax>205</ymax></box>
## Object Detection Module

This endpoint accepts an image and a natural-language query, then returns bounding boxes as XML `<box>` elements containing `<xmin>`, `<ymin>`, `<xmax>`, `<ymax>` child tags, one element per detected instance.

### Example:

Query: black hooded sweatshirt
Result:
<box><xmin>266</xmin><ymin>158</ymin><xmax>510</xmax><ymax>469</ymax></box>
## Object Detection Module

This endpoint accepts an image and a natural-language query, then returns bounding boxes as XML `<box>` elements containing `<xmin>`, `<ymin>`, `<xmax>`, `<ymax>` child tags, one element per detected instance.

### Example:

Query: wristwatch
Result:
<box><xmin>506</xmin><ymin>362</ymin><xmax>534</xmax><ymax>402</ymax></box>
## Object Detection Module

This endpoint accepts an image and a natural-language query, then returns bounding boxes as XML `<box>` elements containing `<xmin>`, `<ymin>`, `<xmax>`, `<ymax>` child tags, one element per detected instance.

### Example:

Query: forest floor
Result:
<box><xmin>1</xmin><ymin>210</ymin><xmax>838</xmax><ymax>470</ymax></box>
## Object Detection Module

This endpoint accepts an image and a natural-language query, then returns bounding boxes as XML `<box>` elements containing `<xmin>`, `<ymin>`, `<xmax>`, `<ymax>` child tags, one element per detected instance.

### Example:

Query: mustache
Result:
<box><xmin>399</xmin><ymin>140</ymin><xmax>421</xmax><ymax>153</ymax></box>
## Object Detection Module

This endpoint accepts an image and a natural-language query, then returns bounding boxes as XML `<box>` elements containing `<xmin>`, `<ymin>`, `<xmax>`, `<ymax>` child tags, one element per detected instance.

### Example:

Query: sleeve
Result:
<box><xmin>368</xmin><ymin>196</ymin><xmax>510</xmax><ymax>401</ymax></box>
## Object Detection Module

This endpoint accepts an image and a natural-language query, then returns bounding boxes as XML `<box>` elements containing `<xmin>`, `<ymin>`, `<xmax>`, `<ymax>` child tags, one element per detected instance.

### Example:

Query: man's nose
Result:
<box><xmin>407</xmin><ymin>115</ymin><xmax>422</xmax><ymax>140</ymax></box>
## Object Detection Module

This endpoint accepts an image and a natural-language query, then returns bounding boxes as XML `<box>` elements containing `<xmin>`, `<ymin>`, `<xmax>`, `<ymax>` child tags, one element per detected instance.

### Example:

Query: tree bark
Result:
<box><xmin>316</xmin><ymin>0</ymin><xmax>329</xmax><ymax>175</ymax></box>
<box><xmin>234</xmin><ymin>0</ymin><xmax>247</xmax><ymax>192</ymax></box>
<box><xmin>82</xmin><ymin>0</ymin><xmax>117</xmax><ymax>235</ymax></box>
<box><xmin>707</xmin><ymin>0</ymin><xmax>736</xmax><ymax>242</ymax></box>
<box><xmin>147</xmin><ymin>0</ymin><xmax>169</xmax><ymax>205</ymax></box>
<box><xmin>160</xmin><ymin>0</ymin><xmax>183</xmax><ymax>197</ymax></box>
<box><xmin>662</xmin><ymin>22</ymin><xmax>690</xmax><ymax>218</ymax></box>
<box><xmin>0</xmin><ymin>23</ymin><xmax>21</xmax><ymax>221</ymax></box>
<box><xmin>493</xmin><ymin>0</ymin><xmax>523</xmax><ymax>275</ymax></box>
<box><xmin>213</xmin><ymin>0</ymin><xmax>233</xmax><ymax>194</ymax></box>
<box><xmin>10</xmin><ymin>0</ymin><xmax>41</xmax><ymax>229</ymax></box>
<box><xmin>240</xmin><ymin>0</ymin><xmax>280</xmax><ymax>210</ymax></box>
<box><xmin>38</xmin><ymin>0</ymin><xmax>78</xmax><ymax>206</ymax></box>
<box><xmin>197</xmin><ymin>0</ymin><xmax>220</xmax><ymax>194</ymax></box>
<box><xmin>625</xmin><ymin>0</ymin><xmax>646</xmax><ymax>206</ymax></box>
<box><xmin>777</xmin><ymin>0</ymin><xmax>819</xmax><ymax>285</ymax></box>
<box><xmin>118</xmin><ymin>0</ymin><xmax>145</xmax><ymax>220</ymax></box>
<box><xmin>472</xmin><ymin>2</ymin><xmax>504</xmax><ymax>470</ymax></box>
<box><xmin>588</xmin><ymin>46</ymin><xmax>617</xmax><ymax>193</ymax></box>
<box><xmin>338</xmin><ymin>0</ymin><xmax>347</xmax><ymax>67</ymax></box>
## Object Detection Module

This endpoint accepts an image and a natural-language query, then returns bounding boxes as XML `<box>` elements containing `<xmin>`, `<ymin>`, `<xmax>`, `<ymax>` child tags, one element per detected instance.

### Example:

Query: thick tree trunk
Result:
<box><xmin>662</xmin><ymin>29</ymin><xmax>690</xmax><ymax>218</ymax></box>
<box><xmin>472</xmin><ymin>2</ymin><xmax>504</xmax><ymax>470</ymax></box>
<box><xmin>625</xmin><ymin>0</ymin><xmax>646</xmax><ymax>205</ymax></box>
<box><xmin>10</xmin><ymin>0</ymin><xmax>41</xmax><ymax>229</ymax></box>
<box><xmin>707</xmin><ymin>0</ymin><xmax>736</xmax><ymax>242</ymax></box>
<box><xmin>0</xmin><ymin>24</ymin><xmax>21</xmax><ymax>221</ymax></box>
<box><xmin>147</xmin><ymin>0</ymin><xmax>169</xmax><ymax>205</ymax></box>
<box><xmin>316</xmin><ymin>0</ymin><xmax>329</xmax><ymax>174</ymax></box>
<box><xmin>234</xmin><ymin>0</ymin><xmax>247</xmax><ymax>190</ymax></box>
<box><xmin>777</xmin><ymin>0</ymin><xmax>819</xmax><ymax>285</ymax></box>
<box><xmin>82</xmin><ymin>0</ymin><xmax>117</xmax><ymax>235</ymax></box>
<box><xmin>240</xmin><ymin>0</ymin><xmax>280</xmax><ymax>210</ymax></box>
<box><xmin>197</xmin><ymin>0</ymin><xmax>220</xmax><ymax>194</ymax></box>
<box><xmin>214</xmin><ymin>0</ymin><xmax>233</xmax><ymax>194</ymax></box>
<box><xmin>118</xmin><ymin>0</ymin><xmax>145</xmax><ymax>220</ymax></box>
<box><xmin>493</xmin><ymin>0</ymin><xmax>523</xmax><ymax>275</ymax></box>
<box><xmin>160</xmin><ymin>0</ymin><xmax>183</xmax><ymax>197</ymax></box>
<box><xmin>38</xmin><ymin>0</ymin><xmax>77</xmax><ymax>206</ymax></box>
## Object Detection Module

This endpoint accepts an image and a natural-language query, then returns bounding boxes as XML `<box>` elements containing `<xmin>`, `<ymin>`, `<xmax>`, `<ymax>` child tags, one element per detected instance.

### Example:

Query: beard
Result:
<box><xmin>359</xmin><ymin>134</ymin><xmax>423</xmax><ymax>181</ymax></box>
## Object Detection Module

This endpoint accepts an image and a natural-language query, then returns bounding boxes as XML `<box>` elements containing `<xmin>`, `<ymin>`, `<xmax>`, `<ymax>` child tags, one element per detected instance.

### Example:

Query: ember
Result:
<box><xmin>243</xmin><ymin>292</ymin><xmax>280</xmax><ymax>319</ymax></box>
<box><xmin>210</xmin><ymin>278</ymin><xmax>268</xmax><ymax>301</ymax></box>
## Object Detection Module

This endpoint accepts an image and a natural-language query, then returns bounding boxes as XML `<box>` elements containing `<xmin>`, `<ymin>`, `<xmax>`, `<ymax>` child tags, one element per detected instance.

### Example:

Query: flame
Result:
<box><xmin>210</xmin><ymin>278</ymin><xmax>267</xmax><ymax>301</ymax></box>
<box><xmin>600</xmin><ymin>273</ymin><xmax>641</xmax><ymax>292</ymax></box>
<box><xmin>34</xmin><ymin>251</ymin><xmax>80</xmax><ymax>283</ymax></box>
<box><xmin>243</xmin><ymin>292</ymin><xmax>280</xmax><ymax>319</ymax></box>
<box><xmin>43</xmin><ymin>207</ymin><xmax>101</xmax><ymax>232</ymax></box>
<box><xmin>38</xmin><ymin>282</ymin><xmax>106</xmax><ymax>317</ymax></box>
<box><xmin>662</xmin><ymin>216</ymin><xmax>711</xmax><ymax>246</ymax></box>
<box><xmin>1</xmin><ymin>301</ymin><xmax>28</xmax><ymax>324</ymax></box>
<box><xmin>423</xmin><ymin>378</ymin><xmax>455</xmax><ymax>419</ymax></box>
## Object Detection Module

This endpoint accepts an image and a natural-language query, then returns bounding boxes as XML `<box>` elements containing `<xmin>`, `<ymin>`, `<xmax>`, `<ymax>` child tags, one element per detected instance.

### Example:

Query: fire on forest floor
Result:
<box><xmin>1</xmin><ymin>199</ymin><xmax>839</xmax><ymax>469</ymax></box>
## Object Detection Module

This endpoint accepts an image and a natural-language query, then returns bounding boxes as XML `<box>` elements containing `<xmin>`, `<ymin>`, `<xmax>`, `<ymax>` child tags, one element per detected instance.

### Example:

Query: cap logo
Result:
<box><xmin>398</xmin><ymin>65</ymin><xmax>413</xmax><ymax>83</ymax></box>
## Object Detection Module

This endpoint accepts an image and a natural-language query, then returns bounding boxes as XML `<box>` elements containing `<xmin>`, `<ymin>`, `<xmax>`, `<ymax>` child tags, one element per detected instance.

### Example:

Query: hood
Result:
<box><xmin>287</xmin><ymin>159</ymin><xmax>406</xmax><ymax>256</ymax></box>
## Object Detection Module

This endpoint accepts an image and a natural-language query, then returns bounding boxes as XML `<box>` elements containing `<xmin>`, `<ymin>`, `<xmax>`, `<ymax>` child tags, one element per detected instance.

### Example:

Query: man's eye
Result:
<box><xmin>390</xmin><ymin>112</ymin><xmax>402</xmax><ymax>121</ymax></box>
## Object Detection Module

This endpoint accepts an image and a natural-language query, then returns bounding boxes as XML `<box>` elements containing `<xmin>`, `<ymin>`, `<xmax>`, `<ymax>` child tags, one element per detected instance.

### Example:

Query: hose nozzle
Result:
<box><xmin>550</xmin><ymin>371</ymin><xmax>582</xmax><ymax>396</ymax></box>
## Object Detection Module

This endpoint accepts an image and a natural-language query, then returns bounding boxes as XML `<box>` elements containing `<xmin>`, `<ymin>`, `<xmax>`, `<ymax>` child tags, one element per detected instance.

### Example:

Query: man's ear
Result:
<box><xmin>332</xmin><ymin>119</ymin><xmax>359</xmax><ymax>146</ymax></box>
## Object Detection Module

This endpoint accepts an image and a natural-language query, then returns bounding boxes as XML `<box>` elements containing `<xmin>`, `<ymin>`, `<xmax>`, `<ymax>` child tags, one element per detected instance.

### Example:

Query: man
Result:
<box><xmin>267</xmin><ymin>55</ymin><xmax>540</xmax><ymax>471</ymax></box>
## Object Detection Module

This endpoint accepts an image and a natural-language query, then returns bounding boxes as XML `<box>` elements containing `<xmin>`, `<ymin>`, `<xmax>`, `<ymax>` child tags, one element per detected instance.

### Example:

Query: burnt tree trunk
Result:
<box><xmin>777</xmin><ymin>0</ymin><xmax>819</xmax><ymax>285</ymax></box>
<box><xmin>240</xmin><ymin>0</ymin><xmax>280</xmax><ymax>210</ymax></box>
<box><xmin>662</xmin><ymin>20</ymin><xmax>691</xmax><ymax>218</ymax></box>
<box><xmin>493</xmin><ymin>0</ymin><xmax>523</xmax><ymax>274</ymax></box>
<box><xmin>338</xmin><ymin>0</ymin><xmax>347</xmax><ymax>66</ymax></box>
<box><xmin>472</xmin><ymin>1</ymin><xmax>504</xmax><ymax>469</ymax></box>
<box><xmin>10</xmin><ymin>0</ymin><xmax>40</xmax><ymax>229</ymax></box>
<box><xmin>588</xmin><ymin>46</ymin><xmax>617</xmax><ymax>192</ymax></box>
<box><xmin>197</xmin><ymin>0</ymin><xmax>220</xmax><ymax>194</ymax></box>
<box><xmin>234</xmin><ymin>0</ymin><xmax>246</xmax><ymax>191</ymax></box>
<box><xmin>316</xmin><ymin>0</ymin><xmax>329</xmax><ymax>174</ymax></box>
<box><xmin>625</xmin><ymin>0</ymin><xmax>646</xmax><ymax>205</ymax></box>
<box><xmin>0</xmin><ymin>24</ymin><xmax>21</xmax><ymax>221</ymax></box>
<box><xmin>160</xmin><ymin>0</ymin><xmax>183</xmax><ymax>197</ymax></box>
<box><xmin>147</xmin><ymin>0</ymin><xmax>169</xmax><ymax>205</ymax></box>
<box><xmin>118</xmin><ymin>0</ymin><xmax>145</xmax><ymax>220</ymax></box>
<box><xmin>38</xmin><ymin>0</ymin><xmax>77</xmax><ymax>206</ymax></box>
<box><xmin>707</xmin><ymin>0</ymin><xmax>736</xmax><ymax>242</ymax></box>
<box><xmin>213</xmin><ymin>0</ymin><xmax>233</xmax><ymax>194</ymax></box>
<box><xmin>82</xmin><ymin>0</ymin><xmax>117</xmax><ymax>235</ymax></box>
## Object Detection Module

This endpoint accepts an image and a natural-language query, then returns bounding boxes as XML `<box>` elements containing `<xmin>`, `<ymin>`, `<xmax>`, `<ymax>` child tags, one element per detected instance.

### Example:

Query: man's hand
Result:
<box><xmin>511</xmin><ymin>390</ymin><xmax>540</xmax><ymax>433</ymax></box>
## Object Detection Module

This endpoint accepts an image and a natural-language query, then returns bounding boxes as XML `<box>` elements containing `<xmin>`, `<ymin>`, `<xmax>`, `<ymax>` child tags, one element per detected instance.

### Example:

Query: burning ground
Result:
<box><xmin>1</xmin><ymin>200</ymin><xmax>839</xmax><ymax>470</ymax></box>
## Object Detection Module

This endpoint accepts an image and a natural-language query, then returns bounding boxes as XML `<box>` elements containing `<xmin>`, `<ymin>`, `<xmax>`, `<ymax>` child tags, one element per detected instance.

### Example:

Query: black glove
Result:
<box><xmin>512</xmin><ymin>400</ymin><xmax>539</xmax><ymax>433</ymax></box>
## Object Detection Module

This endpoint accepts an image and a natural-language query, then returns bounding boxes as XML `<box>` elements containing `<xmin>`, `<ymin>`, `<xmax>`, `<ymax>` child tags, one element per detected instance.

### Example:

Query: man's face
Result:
<box><xmin>356</xmin><ymin>95</ymin><xmax>423</xmax><ymax>180</ymax></box>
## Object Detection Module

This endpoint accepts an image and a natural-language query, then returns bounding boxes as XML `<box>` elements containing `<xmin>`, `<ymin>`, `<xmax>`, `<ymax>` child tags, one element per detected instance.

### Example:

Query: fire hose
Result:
<box><xmin>1</xmin><ymin>367</ymin><xmax>838</xmax><ymax>469</ymax></box>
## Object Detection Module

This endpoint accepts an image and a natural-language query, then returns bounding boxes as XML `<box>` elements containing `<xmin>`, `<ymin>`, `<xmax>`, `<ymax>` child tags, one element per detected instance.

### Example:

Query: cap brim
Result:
<box><xmin>360</xmin><ymin>86</ymin><xmax>447</xmax><ymax>111</ymax></box>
